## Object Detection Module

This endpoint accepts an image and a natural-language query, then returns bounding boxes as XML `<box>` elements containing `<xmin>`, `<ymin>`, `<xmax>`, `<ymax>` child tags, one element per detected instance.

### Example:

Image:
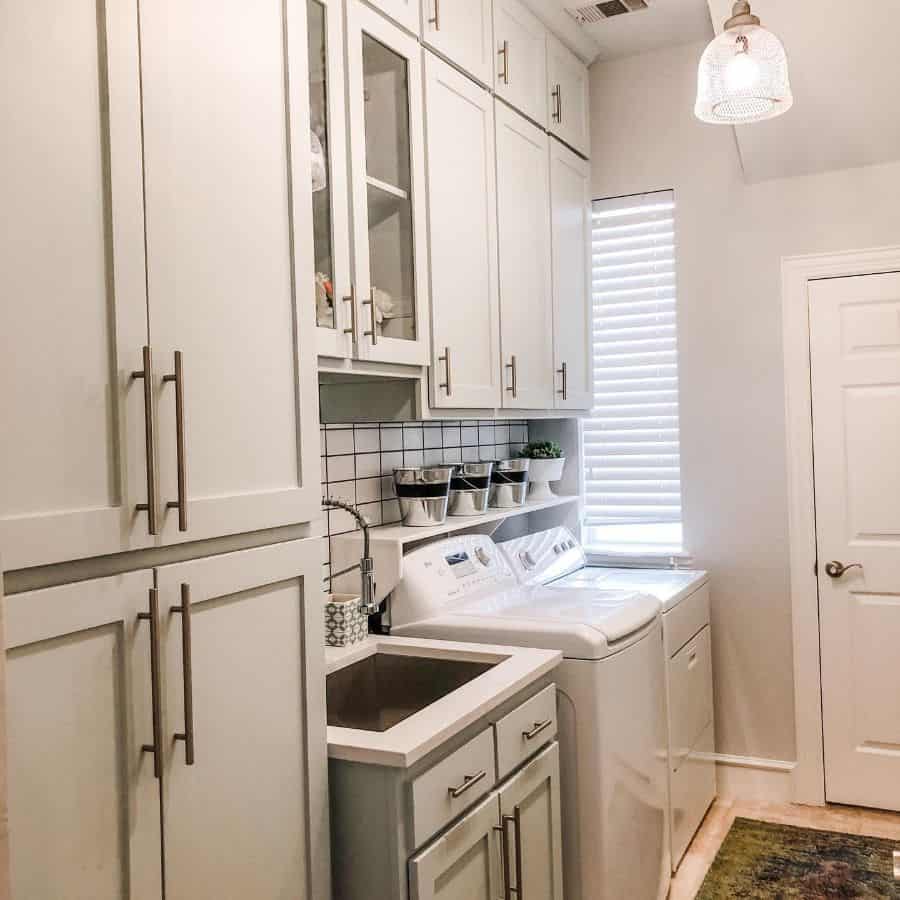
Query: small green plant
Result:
<box><xmin>518</xmin><ymin>440</ymin><xmax>563</xmax><ymax>460</ymax></box>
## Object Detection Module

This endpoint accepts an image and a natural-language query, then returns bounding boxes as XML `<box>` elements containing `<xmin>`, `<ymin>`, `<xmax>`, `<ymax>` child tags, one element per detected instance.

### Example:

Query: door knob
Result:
<box><xmin>824</xmin><ymin>560</ymin><xmax>862</xmax><ymax>578</ymax></box>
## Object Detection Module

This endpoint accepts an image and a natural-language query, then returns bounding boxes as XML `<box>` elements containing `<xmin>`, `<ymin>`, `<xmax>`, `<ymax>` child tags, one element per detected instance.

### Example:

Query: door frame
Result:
<box><xmin>781</xmin><ymin>244</ymin><xmax>900</xmax><ymax>806</ymax></box>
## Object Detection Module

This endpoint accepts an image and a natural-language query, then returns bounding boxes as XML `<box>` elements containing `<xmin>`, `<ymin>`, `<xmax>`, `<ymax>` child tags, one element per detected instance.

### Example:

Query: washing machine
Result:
<box><xmin>499</xmin><ymin>527</ymin><xmax>717</xmax><ymax>871</ymax></box>
<box><xmin>390</xmin><ymin>533</ymin><xmax>671</xmax><ymax>900</ymax></box>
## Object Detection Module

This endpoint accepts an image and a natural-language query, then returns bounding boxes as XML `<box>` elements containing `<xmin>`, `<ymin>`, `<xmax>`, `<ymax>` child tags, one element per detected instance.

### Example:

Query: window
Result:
<box><xmin>583</xmin><ymin>190</ymin><xmax>684</xmax><ymax>557</ymax></box>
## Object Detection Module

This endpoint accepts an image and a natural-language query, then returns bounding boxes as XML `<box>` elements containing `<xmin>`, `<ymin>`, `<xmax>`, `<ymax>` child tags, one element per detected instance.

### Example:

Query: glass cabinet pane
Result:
<box><xmin>362</xmin><ymin>34</ymin><xmax>416</xmax><ymax>342</ymax></box>
<box><xmin>308</xmin><ymin>0</ymin><xmax>336</xmax><ymax>330</ymax></box>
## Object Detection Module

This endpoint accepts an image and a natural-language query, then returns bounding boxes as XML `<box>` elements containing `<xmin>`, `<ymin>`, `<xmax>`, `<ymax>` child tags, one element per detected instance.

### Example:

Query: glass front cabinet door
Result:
<box><xmin>307</xmin><ymin>0</ymin><xmax>353</xmax><ymax>359</ymax></box>
<box><xmin>345</xmin><ymin>0</ymin><xmax>430</xmax><ymax>366</ymax></box>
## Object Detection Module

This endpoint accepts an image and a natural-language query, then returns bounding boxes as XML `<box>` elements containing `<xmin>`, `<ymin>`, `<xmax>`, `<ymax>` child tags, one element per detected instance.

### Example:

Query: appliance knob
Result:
<box><xmin>519</xmin><ymin>551</ymin><xmax>535</xmax><ymax>569</ymax></box>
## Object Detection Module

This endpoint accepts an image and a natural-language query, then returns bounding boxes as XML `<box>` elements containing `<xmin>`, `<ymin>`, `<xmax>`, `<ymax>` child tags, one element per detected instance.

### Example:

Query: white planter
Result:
<box><xmin>526</xmin><ymin>457</ymin><xmax>566</xmax><ymax>500</ymax></box>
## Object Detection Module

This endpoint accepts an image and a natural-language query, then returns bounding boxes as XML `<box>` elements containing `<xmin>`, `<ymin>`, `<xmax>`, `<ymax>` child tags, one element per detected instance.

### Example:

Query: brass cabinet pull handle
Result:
<box><xmin>522</xmin><ymin>718</ymin><xmax>553</xmax><ymax>741</ymax></box>
<box><xmin>824</xmin><ymin>560</ymin><xmax>863</xmax><ymax>578</ymax></box>
<box><xmin>495</xmin><ymin>819</ymin><xmax>514</xmax><ymax>900</ymax></box>
<box><xmin>138</xmin><ymin>588</ymin><xmax>163</xmax><ymax>779</ymax></box>
<box><xmin>448</xmin><ymin>769</ymin><xmax>486</xmax><ymax>799</ymax></box>
<box><xmin>556</xmin><ymin>362</ymin><xmax>567</xmax><ymax>400</ymax></box>
<box><xmin>499</xmin><ymin>40</ymin><xmax>509</xmax><ymax>84</ymax></box>
<box><xmin>505</xmin><ymin>356</ymin><xmax>517</xmax><ymax>398</ymax></box>
<box><xmin>131</xmin><ymin>346</ymin><xmax>159</xmax><ymax>535</ymax></box>
<box><xmin>343</xmin><ymin>284</ymin><xmax>358</xmax><ymax>341</ymax></box>
<box><xmin>499</xmin><ymin>812</ymin><xmax>523</xmax><ymax>896</ymax></box>
<box><xmin>438</xmin><ymin>346</ymin><xmax>452</xmax><ymax>396</ymax></box>
<box><xmin>428</xmin><ymin>0</ymin><xmax>440</xmax><ymax>29</ymax></box>
<box><xmin>552</xmin><ymin>84</ymin><xmax>561</xmax><ymax>122</ymax></box>
<box><xmin>512</xmin><ymin>806</ymin><xmax>524</xmax><ymax>899</ymax></box>
<box><xmin>163</xmin><ymin>350</ymin><xmax>188</xmax><ymax>532</ymax></box>
<box><xmin>362</xmin><ymin>288</ymin><xmax>378</xmax><ymax>345</ymax></box>
<box><xmin>172</xmin><ymin>583</ymin><xmax>195</xmax><ymax>765</ymax></box>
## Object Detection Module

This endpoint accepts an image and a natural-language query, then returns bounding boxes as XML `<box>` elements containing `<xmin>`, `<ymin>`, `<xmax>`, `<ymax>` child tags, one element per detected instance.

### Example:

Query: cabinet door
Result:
<box><xmin>309</xmin><ymin>0</ymin><xmax>354</xmax><ymax>359</ymax></box>
<box><xmin>550</xmin><ymin>140</ymin><xmax>592</xmax><ymax>411</ymax></box>
<box><xmin>369</xmin><ymin>0</ymin><xmax>420</xmax><ymax>35</ymax></box>
<box><xmin>424</xmin><ymin>53</ymin><xmax>501</xmax><ymax>410</ymax></box>
<box><xmin>495</xmin><ymin>102</ymin><xmax>555</xmax><ymax>410</ymax></box>
<box><xmin>5</xmin><ymin>572</ymin><xmax>162</xmax><ymax>899</ymax></box>
<box><xmin>498</xmin><ymin>743</ymin><xmax>564</xmax><ymax>900</ymax></box>
<box><xmin>547</xmin><ymin>34</ymin><xmax>590</xmax><ymax>158</ymax></box>
<box><xmin>139</xmin><ymin>0</ymin><xmax>321</xmax><ymax>545</ymax></box>
<box><xmin>158</xmin><ymin>539</ymin><xmax>328</xmax><ymax>900</ymax></box>
<box><xmin>421</xmin><ymin>0</ymin><xmax>494</xmax><ymax>86</ymax></box>
<box><xmin>346</xmin><ymin>1</ymin><xmax>431</xmax><ymax>366</ymax></box>
<box><xmin>409</xmin><ymin>792</ymin><xmax>501</xmax><ymax>900</ymax></box>
<box><xmin>0</xmin><ymin>0</ymin><xmax>153</xmax><ymax>569</ymax></box>
<box><xmin>493</xmin><ymin>0</ymin><xmax>548</xmax><ymax>128</ymax></box>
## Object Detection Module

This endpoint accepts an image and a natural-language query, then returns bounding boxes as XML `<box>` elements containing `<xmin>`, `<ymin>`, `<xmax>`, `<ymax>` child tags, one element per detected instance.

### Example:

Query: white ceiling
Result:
<box><xmin>707</xmin><ymin>0</ymin><xmax>900</xmax><ymax>182</ymax></box>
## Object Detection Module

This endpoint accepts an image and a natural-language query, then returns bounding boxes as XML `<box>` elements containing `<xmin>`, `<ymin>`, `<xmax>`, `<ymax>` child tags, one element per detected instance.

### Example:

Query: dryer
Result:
<box><xmin>390</xmin><ymin>533</ymin><xmax>671</xmax><ymax>900</ymax></box>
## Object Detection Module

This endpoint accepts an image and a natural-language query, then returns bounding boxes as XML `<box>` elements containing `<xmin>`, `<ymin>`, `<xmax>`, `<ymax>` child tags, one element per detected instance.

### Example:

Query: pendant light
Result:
<box><xmin>695</xmin><ymin>1</ymin><xmax>792</xmax><ymax>124</ymax></box>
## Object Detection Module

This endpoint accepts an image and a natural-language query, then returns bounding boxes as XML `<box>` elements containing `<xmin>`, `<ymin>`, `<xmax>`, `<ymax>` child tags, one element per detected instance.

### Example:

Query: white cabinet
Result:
<box><xmin>0</xmin><ymin>0</ymin><xmax>151</xmax><ymax>570</ymax></box>
<box><xmin>550</xmin><ymin>139</ymin><xmax>592</xmax><ymax>411</ymax></box>
<box><xmin>547</xmin><ymin>34</ymin><xmax>590</xmax><ymax>158</ymax></box>
<box><xmin>423</xmin><ymin>53</ymin><xmax>501</xmax><ymax>409</ymax></box>
<box><xmin>139</xmin><ymin>0</ymin><xmax>321</xmax><ymax>545</ymax></box>
<box><xmin>421</xmin><ymin>0</ymin><xmax>494</xmax><ymax>87</ymax></box>
<box><xmin>158</xmin><ymin>540</ymin><xmax>328</xmax><ymax>900</ymax></box>
<box><xmin>368</xmin><ymin>0</ymin><xmax>420</xmax><ymax>35</ymax></box>
<box><xmin>493</xmin><ymin>0</ymin><xmax>548</xmax><ymax>128</ymax></box>
<box><xmin>495</xmin><ymin>102</ymin><xmax>555</xmax><ymax>411</ymax></box>
<box><xmin>4</xmin><ymin>540</ymin><xmax>328</xmax><ymax>900</ymax></box>
<box><xmin>5</xmin><ymin>571</ymin><xmax>162</xmax><ymax>899</ymax></box>
<box><xmin>346</xmin><ymin>0</ymin><xmax>431</xmax><ymax>367</ymax></box>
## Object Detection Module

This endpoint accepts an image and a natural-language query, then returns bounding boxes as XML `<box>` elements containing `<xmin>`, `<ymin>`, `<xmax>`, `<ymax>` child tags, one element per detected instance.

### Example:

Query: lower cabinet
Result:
<box><xmin>409</xmin><ymin>742</ymin><xmax>563</xmax><ymax>900</ymax></box>
<box><xmin>3</xmin><ymin>539</ymin><xmax>328</xmax><ymax>900</ymax></box>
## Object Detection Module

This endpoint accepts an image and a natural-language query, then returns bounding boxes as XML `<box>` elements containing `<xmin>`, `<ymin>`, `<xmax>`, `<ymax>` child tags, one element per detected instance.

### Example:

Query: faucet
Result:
<box><xmin>322</xmin><ymin>496</ymin><xmax>379</xmax><ymax>616</ymax></box>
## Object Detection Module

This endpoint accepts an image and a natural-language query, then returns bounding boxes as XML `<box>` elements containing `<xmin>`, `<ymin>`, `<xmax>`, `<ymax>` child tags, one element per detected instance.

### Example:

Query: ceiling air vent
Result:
<box><xmin>565</xmin><ymin>0</ymin><xmax>650</xmax><ymax>25</ymax></box>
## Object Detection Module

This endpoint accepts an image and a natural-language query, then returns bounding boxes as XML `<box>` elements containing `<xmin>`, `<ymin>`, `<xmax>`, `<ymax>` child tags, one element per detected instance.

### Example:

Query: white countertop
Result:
<box><xmin>325</xmin><ymin>635</ymin><xmax>561</xmax><ymax>768</ymax></box>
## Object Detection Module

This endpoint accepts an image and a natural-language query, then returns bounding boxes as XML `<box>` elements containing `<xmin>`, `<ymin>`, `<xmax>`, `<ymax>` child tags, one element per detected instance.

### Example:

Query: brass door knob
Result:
<box><xmin>824</xmin><ymin>560</ymin><xmax>862</xmax><ymax>578</ymax></box>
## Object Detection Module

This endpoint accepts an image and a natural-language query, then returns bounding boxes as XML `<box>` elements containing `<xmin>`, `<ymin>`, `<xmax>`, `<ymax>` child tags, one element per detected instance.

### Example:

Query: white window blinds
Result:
<box><xmin>583</xmin><ymin>190</ymin><xmax>683</xmax><ymax>555</ymax></box>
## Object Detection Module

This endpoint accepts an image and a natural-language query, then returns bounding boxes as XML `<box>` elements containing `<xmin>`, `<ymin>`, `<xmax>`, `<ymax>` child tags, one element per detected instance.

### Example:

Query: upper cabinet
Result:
<box><xmin>547</xmin><ymin>33</ymin><xmax>590</xmax><ymax>158</ymax></box>
<box><xmin>550</xmin><ymin>139</ymin><xmax>593</xmax><ymax>411</ymax></box>
<box><xmin>424</xmin><ymin>53</ymin><xmax>501</xmax><ymax>410</ymax></box>
<box><xmin>345</xmin><ymin>0</ymin><xmax>431</xmax><ymax>366</ymax></box>
<box><xmin>367</xmin><ymin>0</ymin><xmax>421</xmax><ymax>34</ymax></box>
<box><xmin>493</xmin><ymin>0</ymin><xmax>548</xmax><ymax>129</ymax></box>
<box><xmin>421</xmin><ymin>0</ymin><xmax>494</xmax><ymax>87</ymax></box>
<box><xmin>495</xmin><ymin>102</ymin><xmax>555</xmax><ymax>411</ymax></box>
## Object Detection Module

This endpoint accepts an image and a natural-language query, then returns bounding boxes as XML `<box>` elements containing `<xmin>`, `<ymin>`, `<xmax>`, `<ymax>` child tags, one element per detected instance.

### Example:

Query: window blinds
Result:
<box><xmin>584</xmin><ymin>190</ymin><xmax>682</xmax><ymax>540</ymax></box>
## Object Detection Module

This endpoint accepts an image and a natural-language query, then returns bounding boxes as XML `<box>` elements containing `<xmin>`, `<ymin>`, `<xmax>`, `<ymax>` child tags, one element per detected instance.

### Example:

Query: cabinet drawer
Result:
<box><xmin>494</xmin><ymin>684</ymin><xmax>557</xmax><ymax>780</ymax></box>
<box><xmin>670</xmin><ymin>723</ymin><xmax>716</xmax><ymax>869</ymax></box>
<box><xmin>667</xmin><ymin>626</ymin><xmax>713</xmax><ymax>771</ymax></box>
<box><xmin>663</xmin><ymin>582</ymin><xmax>710</xmax><ymax>658</ymax></box>
<box><xmin>411</xmin><ymin>728</ymin><xmax>496</xmax><ymax>848</ymax></box>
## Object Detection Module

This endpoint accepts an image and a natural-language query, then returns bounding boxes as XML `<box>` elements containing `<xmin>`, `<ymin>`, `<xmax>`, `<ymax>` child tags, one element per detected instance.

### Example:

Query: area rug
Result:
<box><xmin>696</xmin><ymin>817</ymin><xmax>900</xmax><ymax>898</ymax></box>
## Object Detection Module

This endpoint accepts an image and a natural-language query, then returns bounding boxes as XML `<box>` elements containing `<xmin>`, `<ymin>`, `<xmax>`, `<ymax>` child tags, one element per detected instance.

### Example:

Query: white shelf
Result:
<box><xmin>366</xmin><ymin>175</ymin><xmax>409</xmax><ymax>200</ymax></box>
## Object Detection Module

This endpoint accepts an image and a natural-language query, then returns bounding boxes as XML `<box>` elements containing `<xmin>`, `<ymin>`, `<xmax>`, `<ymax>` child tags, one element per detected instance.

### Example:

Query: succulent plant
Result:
<box><xmin>518</xmin><ymin>440</ymin><xmax>563</xmax><ymax>460</ymax></box>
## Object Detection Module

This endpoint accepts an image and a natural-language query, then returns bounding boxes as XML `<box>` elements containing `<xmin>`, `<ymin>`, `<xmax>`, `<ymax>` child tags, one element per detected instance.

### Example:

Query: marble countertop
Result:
<box><xmin>325</xmin><ymin>635</ymin><xmax>561</xmax><ymax>768</ymax></box>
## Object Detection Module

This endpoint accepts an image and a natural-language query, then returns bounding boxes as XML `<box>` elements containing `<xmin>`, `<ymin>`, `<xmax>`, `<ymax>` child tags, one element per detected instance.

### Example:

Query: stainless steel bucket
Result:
<box><xmin>448</xmin><ymin>462</ymin><xmax>493</xmax><ymax>517</ymax></box>
<box><xmin>393</xmin><ymin>466</ymin><xmax>454</xmax><ymax>527</ymax></box>
<box><xmin>489</xmin><ymin>458</ymin><xmax>530</xmax><ymax>508</ymax></box>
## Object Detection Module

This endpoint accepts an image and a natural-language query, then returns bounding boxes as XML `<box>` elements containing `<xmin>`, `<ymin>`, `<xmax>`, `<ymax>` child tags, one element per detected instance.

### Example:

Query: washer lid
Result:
<box><xmin>551</xmin><ymin>567</ymin><xmax>708</xmax><ymax>612</ymax></box>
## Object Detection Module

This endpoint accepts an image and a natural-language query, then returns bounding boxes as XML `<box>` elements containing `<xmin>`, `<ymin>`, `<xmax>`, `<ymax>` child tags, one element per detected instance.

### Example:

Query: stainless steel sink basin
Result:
<box><xmin>326</xmin><ymin>653</ymin><xmax>497</xmax><ymax>732</ymax></box>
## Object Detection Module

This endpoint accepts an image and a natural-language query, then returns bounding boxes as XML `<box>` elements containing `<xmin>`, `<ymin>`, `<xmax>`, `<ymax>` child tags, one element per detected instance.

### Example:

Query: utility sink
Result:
<box><xmin>326</xmin><ymin>652</ymin><xmax>497</xmax><ymax>732</ymax></box>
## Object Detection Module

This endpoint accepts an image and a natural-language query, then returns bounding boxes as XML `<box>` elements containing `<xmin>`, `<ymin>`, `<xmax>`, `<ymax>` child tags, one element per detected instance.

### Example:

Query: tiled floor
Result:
<box><xmin>670</xmin><ymin>798</ymin><xmax>900</xmax><ymax>899</ymax></box>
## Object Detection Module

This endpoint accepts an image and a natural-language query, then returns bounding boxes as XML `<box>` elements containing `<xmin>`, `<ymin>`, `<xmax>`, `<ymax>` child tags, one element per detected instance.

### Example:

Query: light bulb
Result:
<box><xmin>725</xmin><ymin>43</ymin><xmax>760</xmax><ymax>93</ymax></box>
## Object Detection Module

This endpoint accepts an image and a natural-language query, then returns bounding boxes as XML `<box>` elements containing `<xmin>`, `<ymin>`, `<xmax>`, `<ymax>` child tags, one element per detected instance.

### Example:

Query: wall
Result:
<box><xmin>590</xmin><ymin>40</ymin><xmax>900</xmax><ymax>762</ymax></box>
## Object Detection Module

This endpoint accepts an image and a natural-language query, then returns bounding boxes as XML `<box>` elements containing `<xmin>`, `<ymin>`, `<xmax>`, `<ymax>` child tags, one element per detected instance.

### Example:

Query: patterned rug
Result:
<box><xmin>696</xmin><ymin>817</ymin><xmax>900</xmax><ymax>898</ymax></box>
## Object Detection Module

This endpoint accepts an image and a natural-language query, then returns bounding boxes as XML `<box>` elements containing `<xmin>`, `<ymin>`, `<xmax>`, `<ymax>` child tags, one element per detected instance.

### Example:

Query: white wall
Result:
<box><xmin>590</xmin><ymin>40</ymin><xmax>900</xmax><ymax>762</ymax></box>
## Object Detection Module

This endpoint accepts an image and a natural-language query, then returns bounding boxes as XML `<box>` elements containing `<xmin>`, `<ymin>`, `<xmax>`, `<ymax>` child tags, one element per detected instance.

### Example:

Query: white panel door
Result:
<box><xmin>498</xmin><ymin>743</ymin><xmax>564</xmax><ymax>900</ymax></box>
<box><xmin>5</xmin><ymin>571</ymin><xmax>162</xmax><ymax>899</ymax></box>
<box><xmin>157</xmin><ymin>539</ymin><xmax>328</xmax><ymax>900</ymax></box>
<box><xmin>368</xmin><ymin>0</ymin><xmax>420</xmax><ymax>35</ymax></box>
<box><xmin>547</xmin><ymin>34</ymin><xmax>590</xmax><ymax>158</ymax></box>
<box><xmin>493</xmin><ymin>0</ymin><xmax>548</xmax><ymax>128</ymax></box>
<box><xmin>408</xmin><ymin>792</ymin><xmax>501</xmax><ymax>900</ymax></box>
<box><xmin>495</xmin><ymin>102</ymin><xmax>555</xmax><ymax>410</ymax></box>
<box><xmin>810</xmin><ymin>271</ymin><xmax>900</xmax><ymax>811</ymax></box>
<box><xmin>424</xmin><ymin>53</ymin><xmax>501</xmax><ymax>410</ymax></box>
<box><xmin>0</xmin><ymin>0</ymin><xmax>153</xmax><ymax>569</ymax></box>
<box><xmin>421</xmin><ymin>0</ymin><xmax>494</xmax><ymax>86</ymax></box>
<box><xmin>139</xmin><ymin>0</ymin><xmax>321</xmax><ymax>545</ymax></box>
<box><xmin>550</xmin><ymin>140</ymin><xmax>592</xmax><ymax>411</ymax></box>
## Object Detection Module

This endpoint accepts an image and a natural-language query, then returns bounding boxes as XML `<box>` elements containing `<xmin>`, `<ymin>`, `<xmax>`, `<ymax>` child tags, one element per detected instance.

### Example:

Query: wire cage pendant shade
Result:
<box><xmin>695</xmin><ymin>1</ymin><xmax>792</xmax><ymax>124</ymax></box>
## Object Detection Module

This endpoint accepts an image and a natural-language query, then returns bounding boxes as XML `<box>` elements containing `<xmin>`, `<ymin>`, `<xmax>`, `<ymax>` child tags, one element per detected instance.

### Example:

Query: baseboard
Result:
<box><xmin>713</xmin><ymin>753</ymin><xmax>798</xmax><ymax>804</ymax></box>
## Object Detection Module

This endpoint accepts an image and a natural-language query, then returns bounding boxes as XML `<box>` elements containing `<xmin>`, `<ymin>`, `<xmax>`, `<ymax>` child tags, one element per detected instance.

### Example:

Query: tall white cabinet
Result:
<box><xmin>547</xmin><ymin>33</ymin><xmax>591</xmax><ymax>158</ymax></box>
<box><xmin>424</xmin><ymin>53</ymin><xmax>502</xmax><ymax>409</ymax></box>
